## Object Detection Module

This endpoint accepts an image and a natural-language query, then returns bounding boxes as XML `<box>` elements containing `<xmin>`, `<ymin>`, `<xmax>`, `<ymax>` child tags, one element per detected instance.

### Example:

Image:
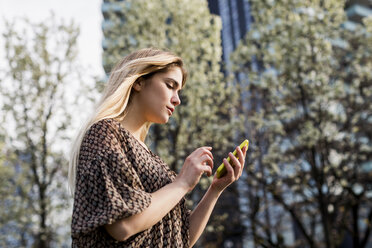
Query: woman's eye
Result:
<box><xmin>166</xmin><ymin>83</ymin><xmax>174</xmax><ymax>89</ymax></box>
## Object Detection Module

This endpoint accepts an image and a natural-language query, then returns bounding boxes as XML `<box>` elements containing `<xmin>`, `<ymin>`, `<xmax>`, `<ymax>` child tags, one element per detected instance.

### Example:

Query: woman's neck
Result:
<box><xmin>120</xmin><ymin>117</ymin><xmax>151</xmax><ymax>153</ymax></box>
<box><xmin>119</xmin><ymin>105</ymin><xmax>148</xmax><ymax>143</ymax></box>
<box><xmin>120</xmin><ymin>119</ymin><xmax>145</xmax><ymax>141</ymax></box>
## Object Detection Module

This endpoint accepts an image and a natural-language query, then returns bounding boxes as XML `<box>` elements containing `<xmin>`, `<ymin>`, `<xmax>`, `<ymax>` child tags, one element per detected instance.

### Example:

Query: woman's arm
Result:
<box><xmin>105</xmin><ymin>180</ymin><xmax>189</xmax><ymax>241</ymax></box>
<box><xmin>189</xmin><ymin>185</ymin><xmax>221</xmax><ymax>247</ymax></box>
<box><xmin>189</xmin><ymin>146</ymin><xmax>247</xmax><ymax>247</ymax></box>
<box><xmin>105</xmin><ymin>147</ymin><xmax>214</xmax><ymax>241</ymax></box>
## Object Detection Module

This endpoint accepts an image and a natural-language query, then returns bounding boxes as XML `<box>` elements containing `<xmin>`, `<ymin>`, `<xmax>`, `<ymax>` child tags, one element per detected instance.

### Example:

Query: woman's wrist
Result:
<box><xmin>173</xmin><ymin>178</ymin><xmax>191</xmax><ymax>194</ymax></box>
<box><xmin>208</xmin><ymin>183</ymin><xmax>223</xmax><ymax>198</ymax></box>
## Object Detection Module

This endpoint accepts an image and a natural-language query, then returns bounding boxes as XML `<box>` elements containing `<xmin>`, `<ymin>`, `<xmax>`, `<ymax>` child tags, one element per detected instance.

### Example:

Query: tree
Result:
<box><xmin>231</xmin><ymin>0</ymin><xmax>372</xmax><ymax>247</ymax></box>
<box><xmin>102</xmin><ymin>0</ymin><xmax>244</xmax><ymax>246</ymax></box>
<box><xmin>0</xmin><ymin>15</ymin><xmax>95</xmax><ymax>247</ymax></box>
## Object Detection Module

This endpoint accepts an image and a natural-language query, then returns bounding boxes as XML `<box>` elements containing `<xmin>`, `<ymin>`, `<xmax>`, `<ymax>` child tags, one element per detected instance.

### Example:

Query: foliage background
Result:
<box><xmin>0</xmin><ymin>15</ymin><xmax>97</xmax><ymax>247</ymax></box>
<box><xmin>0</xmin><ymin>0</ymin><xmax>371</xmax><ymax>247</ymax></box>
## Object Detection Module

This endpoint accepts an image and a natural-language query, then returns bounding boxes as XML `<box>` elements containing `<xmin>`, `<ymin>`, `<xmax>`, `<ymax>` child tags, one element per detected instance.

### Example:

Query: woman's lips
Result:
<box><xmin>167</xmin><ymin>107</ymin><xmax>174</xmax><ymax>115</ymax></box>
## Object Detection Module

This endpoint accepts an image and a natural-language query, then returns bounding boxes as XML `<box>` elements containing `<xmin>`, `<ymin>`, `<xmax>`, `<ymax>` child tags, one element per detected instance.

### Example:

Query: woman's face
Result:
<box><xmin>135</xmin><ymin>66</ymin><xmax>183</xmax><ymax>124</ymax></box>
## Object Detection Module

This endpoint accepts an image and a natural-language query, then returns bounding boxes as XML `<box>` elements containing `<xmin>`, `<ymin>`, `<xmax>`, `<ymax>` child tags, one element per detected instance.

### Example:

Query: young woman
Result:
<box><xmin>69</xmin><ymin>48</ymin><xmax>247</xmax><ymax>247</ymax></box>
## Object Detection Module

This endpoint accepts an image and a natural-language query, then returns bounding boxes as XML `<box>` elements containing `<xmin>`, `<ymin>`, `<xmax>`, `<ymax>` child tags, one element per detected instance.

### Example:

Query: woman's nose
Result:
<box><xmin>171</xmin><ymin>92</ymin><xmax>181</xmax><ymax>106</ymax></box>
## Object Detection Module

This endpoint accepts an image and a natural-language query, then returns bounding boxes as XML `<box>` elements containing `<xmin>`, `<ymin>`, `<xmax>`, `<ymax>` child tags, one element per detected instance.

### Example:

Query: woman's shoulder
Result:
<box><xmin>82</xmin><ymin>118</ymin><xmax>131</xmax><ymax>147</ymax></box>
<box><xmin>87</xmin><ymin>118</ymin><xmax>130</xmax><ymax>138</ymax></box>
<box><xmin>88</xmin><ymin>118</ymin><xmax>118</xmax><ymax>132</ymax></box>
<box><xmin>79</xmin><ymin>118</ymin><xmax>133</xmax><ymax>162</ymax></box>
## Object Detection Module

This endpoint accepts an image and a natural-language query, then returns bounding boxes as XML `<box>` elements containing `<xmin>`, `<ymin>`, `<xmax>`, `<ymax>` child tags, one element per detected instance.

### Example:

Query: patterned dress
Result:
<box><xmin>71</xmin><ymin>118</ymin><xmax>190</xmax><ymax>247</ymax></box>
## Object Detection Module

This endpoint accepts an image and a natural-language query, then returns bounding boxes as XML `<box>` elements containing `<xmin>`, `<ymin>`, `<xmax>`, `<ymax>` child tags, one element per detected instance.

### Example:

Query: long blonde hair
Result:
<box><xmin>68</xmin><ymin>48</ymin><xmax>187</xmax><ymax>195</ymax></box>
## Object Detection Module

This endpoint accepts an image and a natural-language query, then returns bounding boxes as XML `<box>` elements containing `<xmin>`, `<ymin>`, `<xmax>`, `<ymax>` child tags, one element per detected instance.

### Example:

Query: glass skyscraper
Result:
<box><xmin>207</xmin><ymin>0</ymin><xmax>252</xmax><ymax>67</ymax></box>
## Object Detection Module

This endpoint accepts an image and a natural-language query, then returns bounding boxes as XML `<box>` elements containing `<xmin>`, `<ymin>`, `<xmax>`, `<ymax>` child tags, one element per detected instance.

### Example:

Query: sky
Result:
<box><xmin>0</xmin><ymin>0</ymin><xmax>104</xmax><ymax>76</ymax></box>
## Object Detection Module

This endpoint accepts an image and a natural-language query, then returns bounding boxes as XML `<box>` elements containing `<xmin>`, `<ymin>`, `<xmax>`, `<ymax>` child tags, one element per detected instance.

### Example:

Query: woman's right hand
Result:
<box><xmin>175</xmin><ymin>147</ymin><xmax>214</xmax><ymax>192</ymax></box>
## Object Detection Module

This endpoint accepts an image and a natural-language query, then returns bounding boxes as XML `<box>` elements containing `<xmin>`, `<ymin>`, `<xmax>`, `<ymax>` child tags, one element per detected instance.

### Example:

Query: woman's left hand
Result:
<box><xmin>210</xmin><ymin>145</ymin><xmax>247</xmax><ymax>193</ymax></box>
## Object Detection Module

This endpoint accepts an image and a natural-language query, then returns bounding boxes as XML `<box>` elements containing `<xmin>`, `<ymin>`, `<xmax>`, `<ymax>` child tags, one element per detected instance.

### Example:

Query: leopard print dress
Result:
<box><xmin>71</xmin><ymin>118</ymin><xmax>190</xmax><ymax>247</ymax></box>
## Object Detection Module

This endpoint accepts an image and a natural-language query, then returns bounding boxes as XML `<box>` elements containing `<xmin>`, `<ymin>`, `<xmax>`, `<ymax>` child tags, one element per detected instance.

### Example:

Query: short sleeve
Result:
<box><xmin>71</xmin><ymin>119</ymin><xmax>152</xmax><ymax>236</ymax></box>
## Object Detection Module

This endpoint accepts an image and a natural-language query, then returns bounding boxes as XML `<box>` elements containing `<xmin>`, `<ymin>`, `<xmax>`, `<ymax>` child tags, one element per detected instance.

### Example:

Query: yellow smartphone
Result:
<box><xmin>216</xmin><ymin>139</ymin><xmax>249</xmax><ymax>178</ymax></box>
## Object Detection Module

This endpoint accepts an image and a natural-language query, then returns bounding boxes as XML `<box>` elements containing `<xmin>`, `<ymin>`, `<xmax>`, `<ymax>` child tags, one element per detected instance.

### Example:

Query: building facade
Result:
<box><xmin>207</xmin><ymin>0</ymin><xmax>252</xmax><ymax>68</ymax></box>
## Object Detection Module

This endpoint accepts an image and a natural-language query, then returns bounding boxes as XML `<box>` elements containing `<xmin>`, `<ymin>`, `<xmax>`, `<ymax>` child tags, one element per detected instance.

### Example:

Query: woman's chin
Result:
<box><xmin>153</xmin><ymin>116</ymin><xmax>170</xmax><ymax>124</ymax></box>
<box><xmin>162</xmin><ymin>117</ymin><xmax>170</xmax><ymax>124</ymax></box>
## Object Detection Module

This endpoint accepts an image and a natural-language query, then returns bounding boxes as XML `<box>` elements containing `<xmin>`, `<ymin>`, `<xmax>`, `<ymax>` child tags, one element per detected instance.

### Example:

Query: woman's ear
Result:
<box><xmin>133</xmin><ymin>78</ymin><xmax>144</xmax><ymax>92</ymax></box>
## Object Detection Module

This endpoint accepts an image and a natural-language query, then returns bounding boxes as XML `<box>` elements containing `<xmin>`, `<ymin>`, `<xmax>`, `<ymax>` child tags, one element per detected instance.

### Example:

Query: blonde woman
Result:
<box><xmin>69</xmin><ymin>48</ymin><xmax>247</xmax><ymax>247</ymax></box>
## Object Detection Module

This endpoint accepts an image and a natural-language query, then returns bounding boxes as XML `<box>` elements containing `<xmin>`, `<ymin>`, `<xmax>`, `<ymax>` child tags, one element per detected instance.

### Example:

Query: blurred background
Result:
<box><xmin>0</xmin><ymin>0</ymin><xmax>371</xmax><ymax>247</ymax></box>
